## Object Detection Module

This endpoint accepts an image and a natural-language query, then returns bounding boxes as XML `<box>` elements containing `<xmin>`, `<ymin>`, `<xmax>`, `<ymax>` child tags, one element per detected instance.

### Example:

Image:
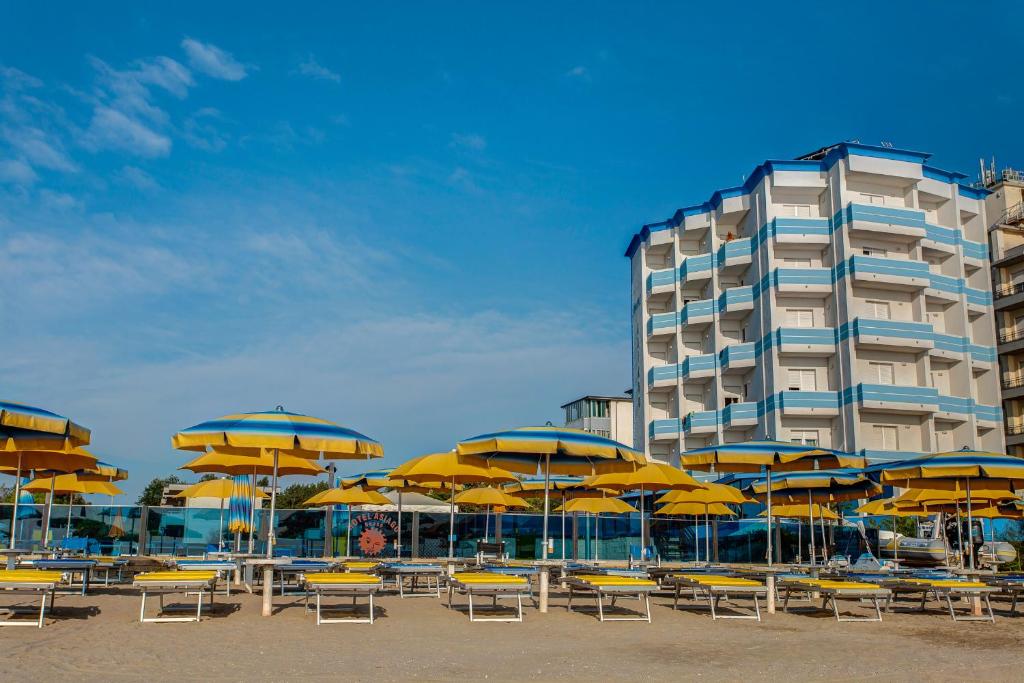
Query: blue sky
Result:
<box><xmin>2</xmin><ymin>2</ymin><xmax>1022</xmax><ymax>498</ymax></box>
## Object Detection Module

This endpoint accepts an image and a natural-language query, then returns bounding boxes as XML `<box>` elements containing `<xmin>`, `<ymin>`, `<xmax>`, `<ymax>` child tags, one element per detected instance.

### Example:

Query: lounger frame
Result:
<box><xmin>565</xmin><ymin>579</ymin><xmax>653</xmax><ymax>623</ymax></box>
<box><xmin>884</xmin><ymin>581</ymin><xmax>997</xmax><ymax>622</ymax></box>
<box><xmin>782</xmin><ymin>582</ymin><xmax>890</xmax><ymax>623</ymax></box>
<box><xmin>0</xmin><ymin>582</ymin><xmax>57</xmax><ymax>628</ymax></box>
<box><xmin>666</xmin><ymin>577</ymin><xmax>765</xmax><ymax>621</ymax></box>
<box><xmin>134</xmin><ymin>579</ymin><xmax>216</xmax><ymax>623</ymax></box>
<box><xmin>446</xmin><ymin>580</ymin><xmax>527</xmax><ymax>622</ymax></box>
<box><xmin>303</xmin><ymin>581</ymin><xmax>381</xmax><ymax>625</ymax></box>
<box><xmin>379</xmin><ymin>565</ymin><xmax>445</xmax><ymax>598</ymax></box>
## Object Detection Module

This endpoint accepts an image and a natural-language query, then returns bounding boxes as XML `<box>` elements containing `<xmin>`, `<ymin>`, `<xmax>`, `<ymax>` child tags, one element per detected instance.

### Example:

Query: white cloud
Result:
<box><xmin>181</xmin><ymin>38</ymin><xmax>249</xmax><ymax>81</ymax></box>
<box><xmin>450</xmin><ymin>132</ymin><xmax>486</xmax><ymax>151</ymax></box>
<box><xmin>295</xmin><ymin>55</ymin><xmax>340</xmax><ymax>83</ymax></box>
<box><xmin>118</xmin><ymin>165</ymin><xmax>159</xmax><ymax>191</ymax></box>
<box><xmin>82</xmin><ymin>106</ymin><xmax>172</xmax><ymax>157</ymax></box>
<box><xmin>0</xmin><ymin>158</ymin><xmax>37</xmax><ymax>185</ymax></box>
<box><xmin>182</xmin><ymin>107</ymin><xmax>228</xmax><ymax>152</ymax></box>
<box><xmin>2</xmin><ymin>126</ymin><xmax>77</xmax><ymax>172</ymax></box>
<box><xmin>0</xmin><ymin>66</ymin><xmax>43</xmax><ymax>91</ymax></box>
<box><xmin>565</xmin><ymin>65</ymin><xmax>591</xmax><ymax>81</ymax></box>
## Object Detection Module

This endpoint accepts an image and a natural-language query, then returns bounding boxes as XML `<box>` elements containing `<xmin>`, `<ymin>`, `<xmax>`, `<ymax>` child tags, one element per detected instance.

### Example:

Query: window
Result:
<box><xmin>869</xmin><ymin>362</ymin><xmax>894</xmax><ymax>384</ymax></box>
<box><xmin>784</xmin><ymin>256</ymin><xmax>813</xmax><ymax>268</ymax></box>
<box><xmin>788</xmin><ymin>368</ymin><xmax>816</xmax><ymax>391</ymax></box>
<box><xmin>862</xmin><ymin>246</ymin><xmax>887</xmax><ymax>257</ymax></box>
<box><xmin>876</xmin><ymin>425</ymin><xmax>899</xmax><ymax>450</ymax></box>
<box><xmin>786</xmin><ymin>309</ymin><xmax>814</xmax><ymax>328</ymax></box>
<box><xmin>863</xmin><ymin>193</ymin><xmax>885</xmax><ymax>205</ymax></box>
<box><xmin>791</xmin><ymin>430</ymin><xmax>819</xmax><ymax>446</ymax></box>
<box><xmin>782</xmin><ymin>204</ymin><xmax>812</xmax><ymax>217</ymax></box>
<box><xmin>724</xmin><ymin>396</ymin><xmax>739</xmax><ymax>406</ymax></box>
<box><xmin>866</xmin><ymin>300</ymin><xmax>890</xmax><ymax>319</ymax></box>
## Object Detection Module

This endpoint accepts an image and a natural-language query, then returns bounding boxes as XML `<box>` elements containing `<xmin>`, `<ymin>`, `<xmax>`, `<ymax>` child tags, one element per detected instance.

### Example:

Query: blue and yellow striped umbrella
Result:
<box><xmin>878</xmin><ymin>448</ymin><xmax>1024</xmax><ymax>488</ymax></box>
<box><xmin>228</xmin><ymin>474</ymin><xmax>254</xmax><ymax>535</ymax></box>
<box><xmin>0</xmin><ymin>400</ymin><xmax>90</xmax><ymax>446</ymax></box>
<box><xmin>681</xmin><ymin>440</ymin><xmax>862</xmax><ymax>473</ymax></box>
<box><xmin>748</xmin><ymin>470</ymin><xmax>882</xmax><ymax>503</ymax></box>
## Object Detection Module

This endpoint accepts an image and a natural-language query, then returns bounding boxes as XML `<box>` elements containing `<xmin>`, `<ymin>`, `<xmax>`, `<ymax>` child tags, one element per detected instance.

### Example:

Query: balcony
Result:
<box><xmin>769</xmin><ymin>217</ymin><xmax>831</xmax><ymax>245</ymax></box>
<box><xmin>646</xmin><ymin>268</ymin><xmax>676</xmax><ymax>296</ymax></box>
<box><xmin>935</xmin><ymin>395</ymin><xmax>972</xmax><ymax>423</ymax></box>
<box><xmin>854</xmin><ymin>383</ymin><xmax>938</xmax><ymax>414</ymax></box>
<box><xmin>722</xmin><ymin>402</ymin><xmax>758</xmax><ymax>429</ymax></box>
<box><xmin>718</xmin><ymin>238</ymin><xmax>753</xmax><ymax>271</ymax></box>
<box><xmin>852</xmin><ymin>317</ymin><xmax>934</xmax><ymax>352</ymax></box>
<box><xmin>679</xmin><ymin>253</ymin><xmax>713</xmax><ymax>286</ymax></box>
<box><xmin>848</xmin><ymin>255</ymin><xmax>930</xmax><ymax>291</ymax></box>
<box><xmin>999</xmin><ymin>327</ymin><xmax>1024</xmax><ymax>346</ymax></box>
<box><xmin>773</xmin><ymin>327</ymin><xmax>836</xmax><ymax>355</ymax></box>
<box><xmin>962</xmin><ymin>240</ymin><xmax>987</xmax><ymax>270</ymax></box>
<box><xmin>720</xmin><ymin>343</ymin><xmax>756</xmax><ymax>373</ymax></box>
<box><xmin>975</xmin><ymin>404</ymin><xmax>1002</xmax><ymax>429</ymax></box>
<box><xmin>647</xmin><ymin>312</ymin><xmax>677</xmax><ymax>338</ymax></box>
<box><xmin>922</xmin><ymin>224</ymin><xmax>958</xmax><ymax>256</ymax></box>
<box><xmin>930</xmin><ymin>333</ymin><xmax>967</xmax><ymax>362</ymax></box>
<box><xmin>965</xmin><ymin>287</ymin><xmax>991</xmax><ymax>317</ymax></box>
<box><xmin>649</xmin><ymin>418</ymin><xmax>682</xmax><ymax>441</ymax></box>
<box><xmin>1007</xmin><ymin>420</ymin><xmax>1024</xmax><ymax>448</ymax></box>
<box><xmin>684</xmin><ymin>410</ymin><xmax>718</xmax><ymax>435</ymax></box>
<box><xmin>718</xmin><ymin>286</ymin><xmax>754</xmax><ymax>317</ymax></box>
<box><xmin>925</xmin><ymin>273</ymin><xmax>961</xmax><ymax>304</ymax></box>
<box><xmin>1003</xmin><ymin>372</ymin><xmax>1024</xmax><ymax>390</ymax></box>
<box><xmin>843</xmin><ymin>203</ymin><xmax>927</xmax><ymax>241</ymax></box>
<box><xmin>679</xmin><ymin>299</ymin><xmax>714</xmax><ymax>328</ymax></box>
<box><xmin>681</xmin><ymin>353</ymin><xmax>717</xmax><ymax>382</ymax></box>
<box><xmin>647</xmin><ymin>364</ymin><xmax>679</xmax><ymax>390</ymax></box>
<box><xmin>776</xmin><ymin>390</ymin><xmax>840</xmax><ymax>416</ymax></box>
<box><xmin>772</xmin><ymin>267</ymin><xmax>833</xmax><ymax>296</ymax></box>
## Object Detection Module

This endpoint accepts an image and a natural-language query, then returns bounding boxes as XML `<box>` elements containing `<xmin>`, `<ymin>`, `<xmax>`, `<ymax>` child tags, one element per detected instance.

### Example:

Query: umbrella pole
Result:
<box><xmin>893</xmin><ymin>513</ymin><xmax>899</xmax><ymax>562</ymax></box>
<box><xmin>966</xmin><ymin>478</ymin><xmax>975</xmax><ymax>570</ymax></box>
<box><xmin>396</xmin><ymin>491</ymin><xmax>403</xmax><ymax>559</ymax></box>
<box><xmin>448</xmin><ymin>477</ymin><xmax>455</xmax><ymax>558</ymax></box>
<box><xmin>485</xmin><ymin>505</ymin><xmax>490</xmax><ymax>543</ymax></box>
<box><xmin>542</xmin><ymin>454</ymin><xmax>551</xmax><ymax>560</ymax></box>
<box><xmin>218</xmin><ymin>494</ymin><xmax>225</xmax><ymax>552</ymax></box>
<box><xmin>765</xmin><ymin>466</ymin><xmax>773</xmax><ymax>566</ymax></box>
<box><xmin>561</xmin><ymin>493</ymin><xmax>566</xmax><ymax>561</ymax></box>
<box><xmin>808</xmin><ymin>491</ymin><xmax>816</xmax><ymax>566</ymax></box>
<box><xmin>819</xmin><ymin>505</ymin><xmax>828</xmax><ymax>563</ymax></box>
<box><xmin>66</xmin><ymin>498</ymin><xmax>73</xmax><ymax>540</ymax></box>
<box><xmin>44</xmin><ymin>475</ymin><xmax>56</xmax><ymax>550</ymax></box>
<box><xmin>797</xmin><ymin>516</ymin><xmax>802</xmax><ymax>563</ymax></box>
<box><xmin>8</xmin><ymin>452</ymin><xmax>22</xmax><ymax>550</ymax></box>
<box><xmin>248</xmin><ymin>468</ymin><xmax>257</xmax><ymax>554</ymax></box>
<box><xmin>705</xmin><ymin>512</ymin><xmax>710</xmax><ymax>565</ymax></box>
<box><xmin>594</xmin><ymin>512</ymin><xmax>599</xmax><ymax>561</ymax></box>
<box><xmin>266</xmin><ymin>448</ymin><xmax>280</xmax><ymax>559</ymax></box>
<box><xmin>955</xmin><ymin>501</ymin><xmax>964</xmax><ymax>568</ymax></box>
<box><xmin>639</xmin><ymin>484</ymin><xmax>645</xmax><ymax>552</ymax></box>
<box><xmin>346</xmin><ymin>504</ymin><xmax>352</xmax><ymax>557</ymax></box>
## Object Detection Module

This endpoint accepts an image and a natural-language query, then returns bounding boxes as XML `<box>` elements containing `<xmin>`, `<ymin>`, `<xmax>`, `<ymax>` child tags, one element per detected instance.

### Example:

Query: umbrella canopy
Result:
<box><xmin>174</xmin><ymin>478</ymin><xmax>268</xmax><ymax>500</ymax></box>
<box><xmin>340</xmin><ymin>468</ymin><xmax>453</xmax><ymax>494</ymax></box>
<box><xmin>228</xmin><ymin>475</ymin><xmax>254</xmax><ymax>534</ymax></box>
<box><xmin>759</xmin><ymin>503</ymin><xmax>839</xmax><ymax>520</ymax></box>
<box><xmin>24</xmin><ymin>474</ymin><xmax>123</xmax><ymax>496</ymax></box>
<box><xmin>180</xmin><ymin>450</ymin><xmax>326</xmax><ymax>477</ymax></box>
<box><xmin>390</xmin><ymin>452</ymin><xmax>517</xmax><ymax>485</ymax></box>
<box><xmin>656</xmin><ymin>501</ymin><xmax>737</xmax><ymax>517</ymax></box>
<box><xmin>582</xmin><ymin>463</ymin><xmax>702</xmax><ymax>492</ymax></box>
<box><xmin>856</xmin><ymin>498</ymin><xmax>922</xmax><ymax>516</ymax></box>
<box><xmin>457</xmin><ymin>426</ymin><xmax>645</xmax><ymax>476</ymax></box>
<box><xmin>0</xmin><ymin>400</ymin><xmax>90</xmax><ymax>445</ymax></box>
<box><xmin>893</xmin><ymin>485</ymin><xmax>1019</xmax><ymax>507</ymax></box>
<box><xmin>557</xmin><ymin>497</ymin><xmax>638</xmax><ymax>515</ymax></box>
<box><xmin>878</xmin><ymin>448</ymin><xmax>1024</xmax><ymax>489</ymax></box>
<box><xmin>748</xmin><ymin>470</ymin><xmax>880</xmax><ymax>499</ymax></box>
<box><xmin>681</xmin><ymin>441</ymin><xmax>861</xmax><ymax>473</ymax></box>
<box><xmin>304</xmin><ymin>487</ymin><xmax>391</xmax><ymax>507</ymax></box>
<box><xmin>108</xmin><ymin>509</ymin><xmax>127</xmax><ymax>538</ymax></box>
<box><xmin>0</xmin><ymin>447</ymin><xmax>97</xmax><ymax>473</ymax></box>
<box><xmin>504</xmin><ymin>475</ymin><xmax>586</xmax><ymax>492</ymax></box>
<box><xmin>172</xmin><ymin>408</ymin><xmax>383</xmax><ymax>460</ymax></box>
<box><xmin>453</xmin><ymin>487</ymin><xmax>529</xmax><ymax>509</ymax></box>
<box><xmin>656</xmin><ymin>482</ymin><xmax>753</xmax><ymax>505</ymax></box>
<box><xmin>76</xmin><ymin>460</ymin><xmax>129</xmax><ymax>482</ymax></box>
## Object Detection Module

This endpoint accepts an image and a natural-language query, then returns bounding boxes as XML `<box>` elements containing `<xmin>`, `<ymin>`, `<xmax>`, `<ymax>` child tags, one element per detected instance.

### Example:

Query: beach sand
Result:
<box><xmin>4</xmin><ymin>584</ymin><xmax>1024</xmax><ymax>682</ymax></box>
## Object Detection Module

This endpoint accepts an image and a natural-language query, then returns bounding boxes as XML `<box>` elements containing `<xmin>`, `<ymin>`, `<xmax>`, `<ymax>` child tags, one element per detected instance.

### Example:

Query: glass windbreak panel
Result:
<box><xmin>0</xmin><ymin>503</ymin><xmax>143</xmax><ymax>555</ymax></box>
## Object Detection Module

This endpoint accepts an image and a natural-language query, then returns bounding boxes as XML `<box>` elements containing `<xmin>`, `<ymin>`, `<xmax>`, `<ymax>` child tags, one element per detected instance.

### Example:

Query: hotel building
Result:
<box><xmin>626</xmin><ymin>142</ymin><xmax>1003</xmax><ymax>465</ymax></box>
<box><xmin>984</xmin><ymin>165</ymin><xmax>1024</xmax><ymax>455</ymax></box>
<box><xmin>561</xmin><ymin>394</ymin><xmax>634</xmax><ymax>444</ymax></box>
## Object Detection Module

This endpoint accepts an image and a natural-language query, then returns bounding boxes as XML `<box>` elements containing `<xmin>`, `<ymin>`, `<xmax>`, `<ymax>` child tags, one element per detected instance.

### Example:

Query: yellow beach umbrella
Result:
<box><xmin>390</xmin><ymin>452</ymin><xmax>517</xmax><ymax>558</ymax></box>
<box><xmin>303</xmin><ymin>487</ymin><xmax>391</xmax><ymax>557</ymax></box>
<box><xmin>174</xmin><ymin>478</ymin><xmax>268</xmax><ymax>500</ymax></box>
<box><xmin>856</xmin><ymin>498</ymin><xmax>921</xmax><ymax>517</ymax></box>
<box><xmin>759</xmin><ymin>503</ymin><xmax>839</xmax><ymax>521</ymax></box>
<box><xmin>181</xmin><ymin>450</ymin><xmax>326</xmax><ymax>477</ymax></box>
<box><xmin>24</xmin><ymin>473</ymin><xmax>124</xmax><ymax>545</ymax></box>
<box><xmin>654</xmin><ymin>483</ymin><xmax>753</xmax><ymax>562</ymax></box>
<box><xmin>893</xmin><ymin>485</ymin><xmax>1019</xmax><ymax>507</ymax></box>
<box><xmin>555</xmin><ymin>496</ymin><xmax>638</xmax><ymax>562</ymax></box>
<box><xmin>656</xmin><ymin>501</ymin><xmax>736</xmax><ymax>517</ymax></box>
<box><xmin>453</xmin><ymin>487</ymin><xmax>529</xmax><ymax>544</ymax></box>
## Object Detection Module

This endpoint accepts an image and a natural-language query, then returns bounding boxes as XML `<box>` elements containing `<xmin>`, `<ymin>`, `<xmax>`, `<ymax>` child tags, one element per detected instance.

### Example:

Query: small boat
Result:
<box><xmin>878</xmin><ymin>532</ymin><xmax>948</xmax><ymax>564</ymax></box>
<box><xmin>980</xmin><ymin>541</ymin><xmax>1017</xmax><ymax>568</ymax></box>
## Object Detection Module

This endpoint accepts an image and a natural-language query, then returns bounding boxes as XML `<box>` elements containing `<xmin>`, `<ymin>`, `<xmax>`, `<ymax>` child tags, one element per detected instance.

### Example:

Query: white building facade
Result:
<box><xmin>562</xmin><ymin>394</ymin><xmax>634</xmax><ymax>445</ymax></box>
<box><xmin>627</xmin><ymin>142</ymin><xmax>1003</xmax><ymax>465</ymax></box>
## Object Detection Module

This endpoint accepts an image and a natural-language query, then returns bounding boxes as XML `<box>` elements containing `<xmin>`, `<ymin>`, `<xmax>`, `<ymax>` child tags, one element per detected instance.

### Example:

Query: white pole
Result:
<box><xmin>247</xmin><ymin>468</ymin><xmax>257</xmax><ymax>554</ymax></box>
<box><xmin>218</xmin><ymin>493</ymin><xmax>225</xmax><ymax>552</ymax></box>
<box><xmin>266</xmin><ymin>448</ymin><xmax>280</xmax><ymax>559</ymax></box>
<box><xmin>966</xmin><ymin>478</ymin><xmax>975</xmax><ymax>570</ymax></box>
<box><xmin>44</xmin><ymin>475</ymin><xmax>56</xmax><ymax>549</ymax></box>
<box><xmin>396</xmin><ymin>491</ymin><xmax>403</xmax><ymax>559</ymax></box>
<box><xmin>541</xmin><ymin>454</ymin><xmax>551</xmax><ymax>560</ymax></box>
<box><xmin>66</xmin><ymin>498</ymin><xmax>73</xmax><ymax>539</ymax></box>
<box><xmin>448</xmin><ymin>477</ymin><xmax>456</xmax><ymax>558</ymax></box>
<box><xmin>484</xmin><ymin>504</ymin><xmax>490</xmax><ymax>543</ymax></box>
<box><xmin>808</xmin><ymin>491</ymin><xmax>816</xmax><ymax>565</ymax></box>
<box><xmin>346</xmin><ymin>504</ymin><xmax>352</xmax><ymax>557</ymax></box>
<box><xmin>694</xmin><ymin>515</ymin><xmax>699</xmax><ymax>562</ymax></box>
<box><xmin>765</xmin><ymin>467</ymin><xmax>773</xmax><ymax>566</ymax></box>
<box><xmin>639</xmin><ymin>484</ymin><xmax>645</xmax><ymax>552</ymax></box>
<box><xmin>561</xmin><ymin>493</ymin><xmax>566</xmax><ymax>561</ymax></box>
<box><xmin>8</xmin><ymin>453</ymin><xmax>22</xmax><ymax>549</ymax></box>
<box><xmin>705</xmin><ymin>511</ymin><xmax>710</xmax><ymax>565</ymax></box>
<box><xmin>594</xmin><ymin>513</ymin><xmax>599</xmax><ymax>561</ymax></box>
<box><xmin>819</xmin><ymin>505</ymin><xmax>828</xmax><ymax>563</ymax></box>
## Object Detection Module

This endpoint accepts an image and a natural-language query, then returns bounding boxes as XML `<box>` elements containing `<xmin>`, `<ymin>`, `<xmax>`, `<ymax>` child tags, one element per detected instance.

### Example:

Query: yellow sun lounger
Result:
<box><xmin>666</xmin><ymin>574</ymin><xmax>767</xmax><ymax>621</ymax></box>
<box><xmin>133</xmin><ymin>571</ymin><xmax>218</xmax><ymax>624</ymax></box>
<box><xmin>881</xmin><ymin>578</ymin><xmax>998</xmax><ymax>622</ymax></box>
<box><xmin>342</xmin><ymin>561</ymin><xmax>381</xmax><ymax>572</ymax></box>
<box><xmin>781</xmin><ymin>579</ymin><xmax>891</xmax><ymax>623</ymax></box>
<box><xmin>0</xmin><ymin>570</ymin><xmax>64</xmax><ymax>628</ymax></box>
<box><xmin>301</xmin><ymin>572</ymin><xmax>383</xmax><ymax>625</ymax></box>
<box><xmin>446</xmin><ymin>572</ymin><xmax>530</xmax><ymax>622</ymax></box>
<box><xmin>565</xmin><ymin>574</ymin><xmax>658</xmax><ymax>623</ymax></box>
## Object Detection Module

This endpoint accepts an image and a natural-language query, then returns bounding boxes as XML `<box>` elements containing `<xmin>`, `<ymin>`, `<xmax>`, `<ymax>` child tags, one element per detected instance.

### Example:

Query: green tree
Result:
<box><xmin>275</xmin><ymin>481</ymin><xmax>328</xmax><ymax>509</ymax></box>
<box><xmin>199</xmin><ymin>473</ymin><xmax>216</xmax><ymax>482</ymax></box>
<box><xmin>137</xmin><ymin>475</ymin><xmax>183</xmax><ymax>506</ymax></box>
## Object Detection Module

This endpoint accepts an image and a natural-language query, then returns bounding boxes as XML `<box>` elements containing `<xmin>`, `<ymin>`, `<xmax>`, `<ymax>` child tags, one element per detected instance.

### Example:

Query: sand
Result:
<box><xmin>4</xmin><ymin>583</ymin><xmax>1024</xmax><ymax>682</ymax></box>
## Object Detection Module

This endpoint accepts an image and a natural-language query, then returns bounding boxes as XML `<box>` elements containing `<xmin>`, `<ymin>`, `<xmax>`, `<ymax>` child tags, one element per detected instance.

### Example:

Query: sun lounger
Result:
<box><xmin>781</xmin><ymin>579</ymin><xmax>891</xmax><ymax>622</ymax></box>
<box><xmin>169</xmin><ymin>559</ymin><xmax>237</xmax><ymax>595</ymax></box>
<box><xmin>274</xmin><ymin>560</ymin><xmax>336</xmax><ymax>596</ymax></box>
<box><xmin>881</xmin><ymin>578</ymin><xmax>998</xmax><ymax>622</ymax></box>
<box><xmin>446</xmin><ymin>572</ymin><xmax>530</xmax><ymax>622</ymax></box>
<box><xmin>301</xmin><ymin>572</ymin><xmax>383</xmax><ymax>625</ymax></box>
<box><xmin>564</xmin><ymin>574</ymin><xmax>657</xmax><ymax>623</ymax></box>
<box><xmin>985</xmin><ymin>575</ymin><xmax>1024</xmax><ymax>615</ymax></box>
<box><xmin>133</xmin><ymin>571</ymin><xmax>218</xmax><ymax>623</ymax></box>
<box><xmin>89</xmin><ymin>556</ymin><xmax>129</xmax><ymax>586</ymax></box>
<box><xmin>378</xmin><ymin>562</ymin><xmax>445</xmax><ymax>598</ymax></box>
<box><xmin>666</xmin><ymin>574</ymin><xmax>766</xmax><ymax>621</ymax></box>
<box><xmin>0</xmin><ymin>570</ymin><xmax>64</xmax><ymax>628</ymax></box>
<box><xmin>29</xmin><ymin>558</ymin><xmax>96</xmax><ymax>595</ymax></box>
<box><xmin>342</xmin><ymin>561</ymin><xmax>381</xmax><ymax>572</ymax></box>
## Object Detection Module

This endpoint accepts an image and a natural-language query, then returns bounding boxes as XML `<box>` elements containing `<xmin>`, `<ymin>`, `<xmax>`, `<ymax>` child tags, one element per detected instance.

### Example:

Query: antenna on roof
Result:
<box><xmin>880</xmin><ymin>141</ymin><xmax>893</xmax><ymax>148</ymax></box>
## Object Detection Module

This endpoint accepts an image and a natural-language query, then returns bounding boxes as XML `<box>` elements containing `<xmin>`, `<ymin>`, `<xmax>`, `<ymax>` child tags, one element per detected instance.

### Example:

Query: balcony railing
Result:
<box><xmin>1007</xmin><ymin>421</ymin><xmax>1024</xmax><ymax>436</ymax></box>
<box><xmin>999</xmin><ymin>327</ymin><xmax>1024</xmax><ymax>344</ymax></box>
<box><xmin>995</xmin><ymin>281</ymin><xmax>1024</xmax><ymax>299</ymax></box>
<box><xmin>1003</xmin><ymin>373</ymin><xmax>1024</xmax><ymax>390</ymax></box>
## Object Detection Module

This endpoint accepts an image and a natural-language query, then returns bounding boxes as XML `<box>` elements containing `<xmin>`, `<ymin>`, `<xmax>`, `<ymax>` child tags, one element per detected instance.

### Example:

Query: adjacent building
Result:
<box><xmin>984</xmin><ymin>165</ymin><xmax>1024</xmax><ymax>455</ymax></box>
<box><xmin>562</xmin><ymin>394</ymin><xmax>634</xmax><ymax>445</ymax></box>
<box><xmin>626</xmin><ymin>142</ymin><xmax>1003</xmax><ymax>466</ymax></box>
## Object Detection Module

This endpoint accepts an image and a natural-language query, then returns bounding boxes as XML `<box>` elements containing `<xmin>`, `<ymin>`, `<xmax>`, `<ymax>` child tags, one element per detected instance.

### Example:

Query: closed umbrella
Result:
<box><xmin>390</xmin><ymin>452</ymin><xmax>517</xmax><ymax>558</ymax></box>
<box><xmin>303</xmin><ymin>487</ymin><xmax>391</xmax><ymax>557</ymax></box>
<box><xmin>457</xmin><ymin>426</ymin><xmax>645</xmax><ymax>560</ymax></box>
<box><xmin>227</xmin><ymin>474</ymin><xmax>255</xmax><ymax>551</ymax></box>
<box><xmin>682</xmin><ymin>441</ymin><xmax>863</xmax><ymax>565</ymax></box>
